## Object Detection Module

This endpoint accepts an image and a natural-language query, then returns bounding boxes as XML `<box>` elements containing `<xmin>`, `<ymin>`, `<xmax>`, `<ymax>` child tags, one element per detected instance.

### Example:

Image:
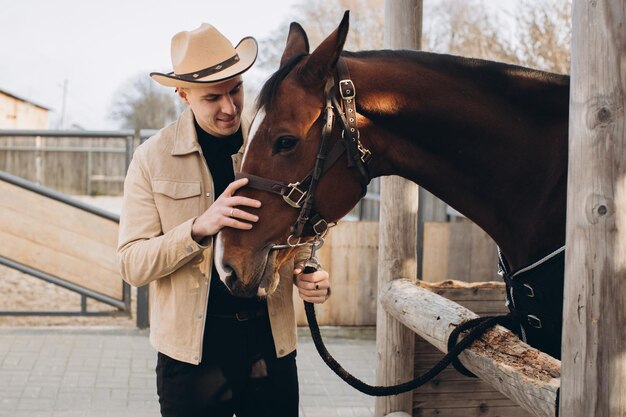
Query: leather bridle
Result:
<box><xmin>235</xmin><ymin>58</ymin><xmax>372</xmax><ymax>249</ymax></box>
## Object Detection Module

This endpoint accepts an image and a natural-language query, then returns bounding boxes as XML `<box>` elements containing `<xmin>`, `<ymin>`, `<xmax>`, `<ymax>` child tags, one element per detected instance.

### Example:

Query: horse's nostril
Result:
<box><xmin>224</xmin><ymin>273</ymin><xmax>238</xmax><ymax>290</ymax></box>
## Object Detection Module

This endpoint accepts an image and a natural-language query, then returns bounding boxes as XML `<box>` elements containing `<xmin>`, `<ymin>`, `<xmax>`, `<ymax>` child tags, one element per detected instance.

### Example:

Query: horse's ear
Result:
<box><xmin>300</xmin><ymin>10</ymin><xmax>350</xmax><ymax>84</ymax></box>
<box><xmin>280</xmin><ymin>22</ymin><xmax>310</xmax><ymax>67</ymax></box>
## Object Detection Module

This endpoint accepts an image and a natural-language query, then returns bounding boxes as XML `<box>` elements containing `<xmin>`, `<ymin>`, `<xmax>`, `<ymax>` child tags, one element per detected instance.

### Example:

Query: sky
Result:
<box><xmin>0</xmin><ymin>0</ymin><xmax>516</xmax><ymax>131</ymax></box>
<box><xmin>0</xmin><ymin>0</ymin><xmax>302</xmax><ymax>130</ymax></box>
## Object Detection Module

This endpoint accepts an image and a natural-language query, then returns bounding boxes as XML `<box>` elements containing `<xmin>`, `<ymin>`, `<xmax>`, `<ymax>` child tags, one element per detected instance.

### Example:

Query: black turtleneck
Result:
<box><xmin>194</xmin><ymin>120</ymin><xmax>264</xmax><ymax>315</ymax></box>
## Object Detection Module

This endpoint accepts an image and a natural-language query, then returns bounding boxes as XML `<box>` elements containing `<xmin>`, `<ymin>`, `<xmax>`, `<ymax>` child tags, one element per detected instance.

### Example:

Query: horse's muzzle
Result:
<box><xmin>215</xmin><ymin>237</ymin><xmax>277</xmax><ymax>298</ymax></box>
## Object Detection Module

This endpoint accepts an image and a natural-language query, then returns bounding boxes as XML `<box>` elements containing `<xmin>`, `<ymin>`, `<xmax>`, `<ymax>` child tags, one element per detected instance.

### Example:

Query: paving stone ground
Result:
<box><xmin>0</xmin><ymin>326</ymin><xmax>376</xmax><ymax>417</ymax></box>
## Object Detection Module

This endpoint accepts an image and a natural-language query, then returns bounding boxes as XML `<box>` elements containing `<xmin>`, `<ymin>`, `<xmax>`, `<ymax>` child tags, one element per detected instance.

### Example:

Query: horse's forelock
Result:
<box><xmin>256</xmin><ymin>53</ymin><xmax>308</xmax><ymax>111</ymax></box>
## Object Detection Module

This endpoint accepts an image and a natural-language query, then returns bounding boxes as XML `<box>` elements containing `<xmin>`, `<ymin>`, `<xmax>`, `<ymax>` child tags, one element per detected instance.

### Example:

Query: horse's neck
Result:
<box><xmin>346</xmin><ymin>52</ymin><xmax>569</xmax><ymax>268</ymax></box>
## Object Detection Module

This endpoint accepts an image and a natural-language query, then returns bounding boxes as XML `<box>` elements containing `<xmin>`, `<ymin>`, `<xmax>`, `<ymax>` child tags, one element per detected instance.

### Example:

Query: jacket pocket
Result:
<box><xmin>152</xmin><ymin>179</ymin><xmax>202</xmax><ymax>232</ymax></box>
<box><xmin>153</xmin><ymin>180</ymin><xmax>201</xmax><ymax>199</ymax></box>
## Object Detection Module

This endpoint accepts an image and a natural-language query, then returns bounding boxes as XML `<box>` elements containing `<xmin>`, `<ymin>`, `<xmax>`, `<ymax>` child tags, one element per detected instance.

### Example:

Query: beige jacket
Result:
<box><xmin>117</xmin><ymin>107</ymin><xmax>299</xmax><ymax>365</ymax></box>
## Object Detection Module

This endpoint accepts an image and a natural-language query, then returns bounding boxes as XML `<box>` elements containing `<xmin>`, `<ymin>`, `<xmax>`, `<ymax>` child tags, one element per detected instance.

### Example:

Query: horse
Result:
<box><xmin>216</xmin><ymin>11</ymin><xmax>569</xmax><ymax>359</ymax></box>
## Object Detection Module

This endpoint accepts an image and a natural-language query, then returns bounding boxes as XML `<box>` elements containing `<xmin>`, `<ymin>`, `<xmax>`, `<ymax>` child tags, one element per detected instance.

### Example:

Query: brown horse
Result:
<box><xmin>216</xmin><ymin>12</ymin><xmax>569</xmax><ymax>358</ymax></box>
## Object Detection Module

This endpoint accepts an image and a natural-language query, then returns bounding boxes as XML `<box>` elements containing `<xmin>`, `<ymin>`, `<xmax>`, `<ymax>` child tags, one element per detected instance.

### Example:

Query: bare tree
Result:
<box><xmin>257</xmin><ymin>0</ymin><xmax>571</xmax><ymax>77</ymax></box>
<box><xmin>514</xmin><ymin>0</ymin><xmax>571</xmax><ymax>74</ymax></box>
<box><xmin>424</xmin><ymin>0</ymin><xmax>518</xmax><ymax>63</ymax></box>
<box><xmin>257</xmin><ymin>0</ymin><xmax>384</xmax><ymax>73</ymax></box>
<box><xmin>425</xmin><ymin>0</ymin><xmax>571</xmax><ymax>74</ymax></box>
<box><xmin>109</xmin><ymin>74</ymin><xmax>184</xmax><ymax>130</ymax></box>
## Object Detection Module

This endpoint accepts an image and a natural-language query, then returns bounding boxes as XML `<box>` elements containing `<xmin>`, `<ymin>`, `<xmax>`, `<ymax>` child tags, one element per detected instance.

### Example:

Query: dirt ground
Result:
<box><xmin>0</xmin><ymin>195</ymin><xmax>136</xmax><ymax>328</ymax></box>
<box><xmin>0</xmin><ymin>265</ymin><xmax>136</xmax><ymax>327</ymax></box>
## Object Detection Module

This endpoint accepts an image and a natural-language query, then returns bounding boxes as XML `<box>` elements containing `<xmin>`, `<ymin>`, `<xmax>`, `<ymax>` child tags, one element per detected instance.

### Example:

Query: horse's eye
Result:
<box><xmin>273</xmin><ymin>136</ymin><xmax>298</xmax><ymax>154</ymax></box>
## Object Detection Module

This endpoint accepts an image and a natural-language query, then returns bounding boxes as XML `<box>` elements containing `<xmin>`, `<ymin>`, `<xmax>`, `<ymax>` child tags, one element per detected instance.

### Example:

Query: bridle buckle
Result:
<box><xmin>313</xmin><ymin>218</ymin><xmax>329</xmax><ymax>236</ymax></box>
<box><xmin>339</xmin><ymin>79</ymin><xmax>355</xmax><ymax>99</ymax></box>
<box><xmin>283</xmin><ymin>182</ymin><xmax>307</xmax><ymax>208</ymax></box>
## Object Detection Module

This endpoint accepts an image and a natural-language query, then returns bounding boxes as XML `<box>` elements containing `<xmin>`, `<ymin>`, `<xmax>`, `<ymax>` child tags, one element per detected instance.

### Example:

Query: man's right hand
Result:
<box><xmin>191</xmin><ymin>177</ymin><xmax>261</xmax><ymax>242</ymax></box>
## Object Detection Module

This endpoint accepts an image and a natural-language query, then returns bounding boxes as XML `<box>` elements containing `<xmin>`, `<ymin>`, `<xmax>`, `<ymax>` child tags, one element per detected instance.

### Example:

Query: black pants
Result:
<box><xmin>156</xmin><ymin>314</ymin><xmax>298</xmax><ymax>417</ymax></box>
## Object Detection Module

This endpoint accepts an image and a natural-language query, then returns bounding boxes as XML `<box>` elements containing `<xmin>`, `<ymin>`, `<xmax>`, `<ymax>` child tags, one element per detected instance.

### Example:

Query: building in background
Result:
<box><xmin>0</xmin><ymin>88</ymin><xmax>50</xmax><ymax>129</ymax></box>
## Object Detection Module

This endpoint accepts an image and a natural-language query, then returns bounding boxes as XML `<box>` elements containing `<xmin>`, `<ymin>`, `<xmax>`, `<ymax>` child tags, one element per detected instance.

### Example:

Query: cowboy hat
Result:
<box><xmin>150</xmin><ymin>23</ymin><xmax>258</xmax><ymax>88</ymax></box>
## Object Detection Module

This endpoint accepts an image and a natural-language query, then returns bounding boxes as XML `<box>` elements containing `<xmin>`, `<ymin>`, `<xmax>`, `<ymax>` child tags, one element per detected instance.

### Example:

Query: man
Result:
<box><xmin>117</xmin><ymin>23</ymin><xmax>331</xmax><ymax>417</ymax></box>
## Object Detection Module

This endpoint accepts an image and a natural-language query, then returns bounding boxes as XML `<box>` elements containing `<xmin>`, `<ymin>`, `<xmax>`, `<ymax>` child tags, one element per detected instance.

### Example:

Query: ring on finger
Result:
<box><xmin>230</xmin><ymin>208</ymin><xmax>235</xmax><ymax>217</ymax></box>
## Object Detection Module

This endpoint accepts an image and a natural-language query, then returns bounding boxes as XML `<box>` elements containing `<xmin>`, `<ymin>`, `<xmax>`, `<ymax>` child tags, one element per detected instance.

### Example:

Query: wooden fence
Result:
<box><xmin>381</xmin><ymin>280</ymin><xmax>560</xmax><ymax>417</ymax></box>
<box><xmin>409</xmin><ymin>281</ymin><xmax>536</xmax><ymax>417</ymax></box>
<box><xmin>293</xmin><ymin>219</ymin><xmax>499</xmax><ymax>326</ymax></box>
<box><xmin>0</xmin><ymin>130</ymin><xmax>153</xmax><ymax>195</ymax></box>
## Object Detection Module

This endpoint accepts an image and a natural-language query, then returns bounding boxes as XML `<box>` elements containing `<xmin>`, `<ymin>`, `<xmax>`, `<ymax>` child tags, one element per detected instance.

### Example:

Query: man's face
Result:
<box><xmin>178</xmin><ymin>76</ymin><xmax>244</xmax><ymax>137</ymax></box>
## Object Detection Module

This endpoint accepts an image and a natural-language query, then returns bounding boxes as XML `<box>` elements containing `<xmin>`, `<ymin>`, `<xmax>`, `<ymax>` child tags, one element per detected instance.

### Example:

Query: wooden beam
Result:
<box><xmin>380</xmin><ymin>279</ymin><xmax>561</xmax><ymax>417</ymax></box>
<box><xmin>561</xmin><ymin>1</ymin><xmax>626</xmax><ymax>415</ymax></box>
<box><xmin>376</xmin><ymin>1</ymin><xmax>422</xmax><ymax>416</ymax></box>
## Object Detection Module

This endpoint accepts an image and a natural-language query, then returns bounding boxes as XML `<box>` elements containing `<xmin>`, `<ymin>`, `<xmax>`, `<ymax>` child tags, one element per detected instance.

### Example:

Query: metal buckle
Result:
<box><xmin>339</xmin><ymin>79</ymin><xmax>355</xmax><ymax>99</ymax></box>
<box><xmin>283</xmin><ymin>182</ymin><xmax>306</xmax><ymax>208</ymax></box>
<box><xmin>523</xmin><ymin>283</ymin><xmax>535</xmax><ymax>298</ymax></box>
<box><xmin>313</xmin><ymin>219</ymin><xmax>328</xmax><ymax>236</ymax></box>
<box><xmin>527</xmin><ymin>315</ymin><xmax>542</xmax><ymax>329</ymax></box>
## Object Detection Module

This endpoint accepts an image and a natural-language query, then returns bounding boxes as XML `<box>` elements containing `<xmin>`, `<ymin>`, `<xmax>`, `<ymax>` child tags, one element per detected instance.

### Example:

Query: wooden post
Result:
<box><xmin>375</xmin><ymin>2</ymin><xmax>422</xmax><ymax>416</ymax></box>
<box><xmin>561</xmin><ymin>1</ymin><xmax>626</xmax><ymax>416</ymax></box>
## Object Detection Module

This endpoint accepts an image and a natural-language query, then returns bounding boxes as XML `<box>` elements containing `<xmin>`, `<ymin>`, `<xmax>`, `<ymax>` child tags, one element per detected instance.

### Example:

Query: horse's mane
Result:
<box><xmin>256</xmin><ymin>49</ymin><xmax>569</xmax><ymax>114</ymax></box>
<box><xmin>342</xmin><ymin>49</ymin><xmax>569</xmax><ymax>82</ymax></box>
<box><xmin>256</xmin><ymin>53</ymin><xmax>307</xmax><ymax>111</ymax></box>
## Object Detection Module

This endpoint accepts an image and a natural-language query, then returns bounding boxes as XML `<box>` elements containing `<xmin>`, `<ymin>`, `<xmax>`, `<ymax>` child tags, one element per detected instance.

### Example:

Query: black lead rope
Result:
<box><xmin>304</xmin><ymin>298</ymin><xmax>513</xmax><ymax>396</ymax></box>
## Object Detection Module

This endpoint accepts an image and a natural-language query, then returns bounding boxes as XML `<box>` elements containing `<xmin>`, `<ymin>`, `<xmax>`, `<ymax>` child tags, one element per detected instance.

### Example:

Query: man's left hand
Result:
<box><xmin>293</xmin><ymin>266</ymin><xmax>330</xmax><ymax>303</ymax></box>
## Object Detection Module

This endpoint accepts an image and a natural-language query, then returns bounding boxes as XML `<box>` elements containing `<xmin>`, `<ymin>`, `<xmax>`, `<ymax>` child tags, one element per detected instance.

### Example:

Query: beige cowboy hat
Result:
<box><xmin>150</xmin><ymin>23</ymin><xmax>258</xmax><ymax>88</ymax></box>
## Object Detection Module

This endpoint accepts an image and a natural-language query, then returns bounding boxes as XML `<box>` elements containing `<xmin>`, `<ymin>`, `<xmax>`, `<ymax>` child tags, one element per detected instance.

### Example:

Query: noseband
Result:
<box><xmin>235</xmin><ymin>58</ymin><xmax>372</xmax><ymax>249</ymax></box>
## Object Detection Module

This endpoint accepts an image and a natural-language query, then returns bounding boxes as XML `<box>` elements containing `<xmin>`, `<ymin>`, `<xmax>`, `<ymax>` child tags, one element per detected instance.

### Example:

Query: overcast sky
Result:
<box><xmin>0</xmin><ymin>0</ymin><xmax>516</xmax><ymax>131</ymax></box>
<box><xmin>0</xmin><ymin>0</ymin><xmax>303</xmax><ymax>130</ymax></box>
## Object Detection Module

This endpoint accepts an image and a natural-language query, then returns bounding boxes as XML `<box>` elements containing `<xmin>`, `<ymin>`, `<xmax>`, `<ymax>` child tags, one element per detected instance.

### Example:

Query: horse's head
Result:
<box><xmin>216</xmin><ymin>12</ymin><xmax>367</xmax><ymax>297</ymax></box>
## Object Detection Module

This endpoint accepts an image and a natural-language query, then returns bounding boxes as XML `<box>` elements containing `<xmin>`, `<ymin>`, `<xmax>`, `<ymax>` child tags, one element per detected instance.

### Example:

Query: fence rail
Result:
<box><xmin>0</xmin><ymin>129</ymin><xmax>155</xmax><ymax>195</ymax></box>
<box><xmin>0</xmin><ymin>170</ymin><xmax>138</xmax><ymax>319</ymax></box>
<box><xmin>381</xmin><ymin>279</ymin><xmax>560</xmax><ymax>417</ymax></box>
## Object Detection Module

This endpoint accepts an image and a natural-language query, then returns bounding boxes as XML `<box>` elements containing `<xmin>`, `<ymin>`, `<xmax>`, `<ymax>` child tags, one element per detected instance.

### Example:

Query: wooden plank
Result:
<box><xmin>412</xmin><ymin>406</ymin><xmax>532</xmax><ymax>417</ymax></box>
<box><xmin>422</xmin><ymin>222</ymin><xmax>449</xmax><ymax>282</ymax></box>
<box><xmin>0</xmin><ymin>179</ymin><xmax>118</xmax><ymax>245</ymax></box>
<box><xmin>354</xmin><ymin>222</ymin><xmax>379</xmax><ymax>324</ymax></box>
<box><xmin>447</xmin><ymin>221</ymin><xmax>498</xmax><ymax>283</ymax></box>
<box><xmin>446</xmin><ymin>222</ymin><xmax>473</xmax><ymax>280</ymax></box>
<box><xmin>0</xmin><ymin>230</ymin><xmax>122</xmax><ymax>299</ymax></box>
<box><xmin>380</xmin><ymin>279</ymin><xmax>560</xmax><ymax>417</ymax></box>
<box><xmin>0</xmin><ymin>178</ymin><xmax>122</xmax><ymax>299</ymax></box>
<box><xmin>561</xmin><ymin>1</ymin><xmax>626</xmax><ymax>415</ymax></box>
<box><xmin>426</xmin><ymin>283</ymin><xmax>506</xmax><ymax>301</ymax></box>
<box><xmin>91</xmin><ymin>137</ymin><xmax>127</xmax><ymax>195</ymax></box>
<box><xmin>414</xmin><ymin>398</ymin><xmax>525</xmax><ymax>409</ymax></box>
<box><xmin>422</xmin><ymin>221</ymin><xmax>498</xmax><ymax>283</ymax></box>
<box><xmin>468</xmin><ymin>221</ymin><xmax>498</xmax><ymax>282</ymax></box>
<box><xmin>293</xmin><ymin>221</ymin><xmax>378</xmax><ymax>326</ymax></box>
<box><xmin>0</xmin><ymin>135</ymin><xmax>127</xmax><ymax>195</ymax></box>
<box><xmin>0</xmin><ymin>205</ymin><xmax>118</xmax><ymax>272</ymax></box>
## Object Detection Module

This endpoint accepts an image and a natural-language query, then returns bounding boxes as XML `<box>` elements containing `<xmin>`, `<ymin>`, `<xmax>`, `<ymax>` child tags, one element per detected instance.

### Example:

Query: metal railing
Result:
<box><xmin>0</xmin><ymin>129</ymin><xmax>156</xmax><ymax>195</ymax></box>
<box><xmin>0</xmin><ymin>170</ymin><xmax>129</xmax><ymax>314</ymax></box>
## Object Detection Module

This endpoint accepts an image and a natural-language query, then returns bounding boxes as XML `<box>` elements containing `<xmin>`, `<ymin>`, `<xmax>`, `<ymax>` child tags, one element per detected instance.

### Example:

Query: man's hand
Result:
<box><xmin>293</xmin><ymin>266</ymin><xmax>330</xmax><ymax>303</ymax></box>
<box><xmin>191</xmin><ymin>177</ymin><xmax>261</xmax><ymax>242</ymax></box>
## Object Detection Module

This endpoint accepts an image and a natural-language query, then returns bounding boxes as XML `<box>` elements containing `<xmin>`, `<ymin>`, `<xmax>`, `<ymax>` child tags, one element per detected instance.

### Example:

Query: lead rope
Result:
<box><xmin>304</xmin><ymin>285</ymin><xmax>513</xmax><ymax>396</ymax></box>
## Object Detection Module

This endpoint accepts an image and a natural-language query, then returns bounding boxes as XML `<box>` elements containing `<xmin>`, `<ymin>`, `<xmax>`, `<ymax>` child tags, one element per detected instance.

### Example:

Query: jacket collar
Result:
<box><xmin>171</xmin><ymin>107</ymin><xmax>200</xmax><ymax>156</ymax></box>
